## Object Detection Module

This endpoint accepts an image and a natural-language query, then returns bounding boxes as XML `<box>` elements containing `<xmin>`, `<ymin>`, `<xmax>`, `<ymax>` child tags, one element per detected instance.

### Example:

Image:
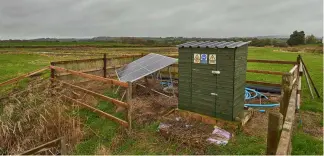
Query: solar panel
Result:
<box><xmin>116</xmin><ymin>53</ymin><xmax>177</xmax><ymax>82</ymax></box>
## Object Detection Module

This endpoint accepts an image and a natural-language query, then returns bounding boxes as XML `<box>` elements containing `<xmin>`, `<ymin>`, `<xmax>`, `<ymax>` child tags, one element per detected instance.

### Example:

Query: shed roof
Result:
<box><xmin>177</xmin><ymin>41</ymin><xmax>250</xmax><ymax>48</ymax></box>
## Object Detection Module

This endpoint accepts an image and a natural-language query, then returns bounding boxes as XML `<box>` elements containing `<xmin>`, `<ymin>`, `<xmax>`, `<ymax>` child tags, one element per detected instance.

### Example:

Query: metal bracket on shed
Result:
<box><xmin>211</xmin><ymin>93</ymin><xmax>218</xmax><ymax>96</ymax></box>
<box><xmin>212</xmin><ymin>70</ymin><xmax>220</xmax><ymax>75</ymax></box>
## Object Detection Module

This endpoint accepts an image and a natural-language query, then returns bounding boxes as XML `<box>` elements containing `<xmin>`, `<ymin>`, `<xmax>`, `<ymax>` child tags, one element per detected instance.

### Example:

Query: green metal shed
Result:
<box><xmin>177</xmin><ymin>41</ymin><xmax>250</xmax><ymax>121</ymax></box>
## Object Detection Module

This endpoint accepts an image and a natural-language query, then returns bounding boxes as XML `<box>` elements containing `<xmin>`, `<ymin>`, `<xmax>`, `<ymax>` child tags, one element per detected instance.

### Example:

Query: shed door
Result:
<box><xmin>191</xmin><ymin>50</ymin><xmax>217</xmax><ymax>117</ymax></box>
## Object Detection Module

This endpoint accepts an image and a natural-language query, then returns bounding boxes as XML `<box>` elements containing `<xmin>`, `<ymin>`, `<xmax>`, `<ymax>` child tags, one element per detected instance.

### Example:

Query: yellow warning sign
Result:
<box><xmin>209</xmin><ymin>54</ymin><xmax>216</xmax><ymax>64</ymax></box>
<box><xmin>194</xmin><ymin>53</ymin><xmax>200</xmax><ymax>63</ymax></box>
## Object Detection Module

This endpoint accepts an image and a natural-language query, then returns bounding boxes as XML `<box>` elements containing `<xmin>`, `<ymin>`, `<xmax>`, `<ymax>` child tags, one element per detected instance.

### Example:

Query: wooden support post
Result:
<box><xmin>50</xmin><ymin>62</ymin><xmax>55</xmax><ymax>96</ymax></box>
<box><xmin>60</xmin><ymin>137</ymin><xmax>67</xmax><ymax>155</ymax></box>
<box><xmin>103</xmin><ymin>54</ymin><xmax>107</xmax><ymax>78</ymax></box>
<box><xmin>296</xmin><ymin>55</ymin><xmax>302</xmax><ymax>110</ymax></box>
<box><xmin>126</xmin><ymin>81</ymin><xmax>132</xmax><ymax>130</ymax></box>
<box><xmin>296</xmin><ymin>77</ymin><xmax>302</xmax><ymax>110</ymax></box>
<box><xmin>267</xmin><ymin>112</ymin><xmax>283</xmax><ymax>155</ymax></box>
<box><xmin>50</xmin><ymin>62</ymin><xmax>55</xmax><ymax>79</ymax></box>
<box><xmin>280</xmin><ymin>73</ymin><xmax>293</xmax><ymax>119</ymax></box>
<box><xmin>298</xmin><ymin>55</ymin><xmax>303</xmax><ymax>76</ymax></box>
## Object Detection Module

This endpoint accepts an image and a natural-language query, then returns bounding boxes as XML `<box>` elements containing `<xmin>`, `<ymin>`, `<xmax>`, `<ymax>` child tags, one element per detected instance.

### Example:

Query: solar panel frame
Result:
<box><xmin>116</xmin><ymin>53</ymin><xmax>177</xmax><ymax>82</ymax></box>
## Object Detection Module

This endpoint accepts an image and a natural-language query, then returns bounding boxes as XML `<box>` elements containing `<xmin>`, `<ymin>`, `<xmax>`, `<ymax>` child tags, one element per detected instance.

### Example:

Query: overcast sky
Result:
<box><xmin>0</xmin><ymin>0</ymin><xmax>322</xmax><ymax>39</ymax></box>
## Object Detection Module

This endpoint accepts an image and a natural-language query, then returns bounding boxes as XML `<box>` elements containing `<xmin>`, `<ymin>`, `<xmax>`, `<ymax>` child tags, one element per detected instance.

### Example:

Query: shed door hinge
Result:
<box><xmin>212</xmin><ymin>70</ymin><xmax>220</xmax><ymax>75</ymax></box>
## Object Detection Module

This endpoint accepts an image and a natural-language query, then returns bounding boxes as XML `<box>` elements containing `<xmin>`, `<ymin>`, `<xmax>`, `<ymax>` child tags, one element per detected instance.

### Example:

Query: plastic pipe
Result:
<box><xmin>244</xmin><ymin>104</ymin><xmax>279</xmax><ymax>107</ymax></box>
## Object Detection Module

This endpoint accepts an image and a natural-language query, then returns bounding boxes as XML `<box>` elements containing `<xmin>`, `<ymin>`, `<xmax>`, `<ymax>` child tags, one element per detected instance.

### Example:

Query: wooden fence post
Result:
<box><xmin>280</xmin><ymin>73</ymin><xmax>293</xmax><ymax>119</ymax></box>
<box><xmin>126</xmin><ymin>81</ymin><xmax>132</xmax><ymax>131</ymax></box>
<box><xmin>50</xmin><ymin>62</ymin><xmax>55</xmax><ymax>96</ymax></box>
<box><xmin>296</xmin><ymin>55</ymin><xmax>303</xmax><ymax>110</ymax></box>
<box><xmin>267</xmin><ymin>112</ymin><xmax>283</xmax><ymax>155</ymax></box>
<box><xmin>50</xmin><ymin>62</ymin><xmax>55</xmax><ymax>80</ymax></box>
<box><xmin>60</xmin><ymin>137</ymin><xmax>67</xmax><ymax>155</ymax></box>
<box><xmin>103</xmin><ymin>54</ymin><xmax>107</xmax><ymax>78</ymax></box>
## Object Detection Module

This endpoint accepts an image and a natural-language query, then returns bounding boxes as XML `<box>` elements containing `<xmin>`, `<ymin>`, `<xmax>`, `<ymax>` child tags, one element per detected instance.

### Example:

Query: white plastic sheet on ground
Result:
<box><xmin>206</xmin><ymin>126</ymin><xmax>231</xmax><ymax>145</ymax></box>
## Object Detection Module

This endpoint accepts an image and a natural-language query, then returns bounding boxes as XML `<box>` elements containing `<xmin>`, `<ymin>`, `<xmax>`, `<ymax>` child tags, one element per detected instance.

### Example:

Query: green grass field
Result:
<box><xmin>0</xmin><ymin>46</ymin><xmax>322</xmax><ymax>154</ymax></box>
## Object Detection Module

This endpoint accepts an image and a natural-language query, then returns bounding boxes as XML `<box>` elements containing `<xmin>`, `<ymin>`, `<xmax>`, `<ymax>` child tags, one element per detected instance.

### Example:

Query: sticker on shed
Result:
<box><xmin>193</xmin><ymin>53</ymin><xmax>200</xmax><ymax>63</ymax></box>
<box><xmin>209</xmin><ymin>54</ymin><xmax>216</xmax><ymax>64</ymax></box>
<box><xmin>201</xmin><ymin>54</ymin><xmax>208</xmax><ymax>64</ymax></box>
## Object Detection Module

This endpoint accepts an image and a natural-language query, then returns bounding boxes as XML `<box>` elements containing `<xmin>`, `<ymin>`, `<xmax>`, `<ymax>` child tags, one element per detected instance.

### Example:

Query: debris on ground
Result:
<box><xmin>130</xmin><ymin>94</ymin><xmax>177</xmax><ymax>125</ymax></box>
<box><xmin>206</xmin><ymin>126</ymin><xmax>232</xmax><ymax>145</ymax></box>
<box><xmin>158</xmin><ymin>115</ymin><xmax>232</xmax><ymax>147</ymax></box>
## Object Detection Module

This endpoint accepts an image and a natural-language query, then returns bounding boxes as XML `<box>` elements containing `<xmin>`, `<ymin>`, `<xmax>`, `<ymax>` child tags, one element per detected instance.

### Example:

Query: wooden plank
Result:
<box><xmin>57</xmin><ymin>68</ymin><xmax>103</xmax><ymax>76</ymax></box>
<box><xmin>21</xmin><ymin>138</ymin><xmax>61</xmax><ymax>155</ymax></box>
<box><xmin>0</xmin><ymin>67</ymin><xmax>48</xmax><ymax>87</ymax></box>
<box><xmin>113</xmin><ymin>54</ymin><xmax>142</xmax><ymax>59</ymax></box>
<box><xmin>62</xmin><ymin>95</ymin><xmax>129</xmax><ymax>127</ymax></box>
<box><xmin>297</xmin><ymin>74</ymin><xmax>302</xmax><ymax>110</ymax></box>
<box><xmin>246</xmin><ymin>80</ymin><xmax>281</xmax><ymax>87</ymax></box>
<box><xmin>56</xmin><ymin>64</ymin><xmax>126</xmax><ymax>77</ymax></box>
<box><xmin>52</xmin><ymin>78</ymin><xmax>128</xmax><ymax>108</ymax></box>
<box><xmin>276</xmin><ymin>86</ymin><xmax>297</xmax><ymax>155</ymax></box>
<box><xmin>289</xmin><ymin>65</ymin><xmax>298</xmax><ymax>74</ymax></box>
<box><xmin>51</xmin><ymin>58</ymin><xmax>103</xmax><ymax>65</ymax></box>
<box><xmin>51</xmin><ymin>55</ymin><xmax>142</xmax><ymax>65</ymax></box>
<box><xmin>267</xmin><ymin>112</ymin><xmax>283</xmax><ymax>155</ymax></box>
<box><xmin>292</xmin><ymin>77</ymin><xmax>297</xmax><ymax>85</ymax></box>
<box><xmin>247</xmin><ymin>59</ymin><xmax>297</xmax><ymax>65</ymax></box>
<box><xmin>247</xmin><ymin>69</ymin><xmax>285</xmax><ymax>75</ymax></box>
<box><xmin>176</xmin><ymin>109</ymin><xmax>240</xmax><ymax>129</ymax></box>
<box><xmin>298</xmin><ymin>62</ymin><xmax>303</xmax><ymax>76</ymax></box>
<box><xmin>50</xmin><ymin>65</ymin><xmax>128</xmax><ymax>87</ymax></box>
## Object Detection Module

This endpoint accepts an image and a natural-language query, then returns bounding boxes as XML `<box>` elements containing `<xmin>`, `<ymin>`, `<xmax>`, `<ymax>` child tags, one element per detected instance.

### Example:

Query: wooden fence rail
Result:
<box><xmin>62</xmin><ymin>95</ymin><xmax>129</xmax><ymax>127</ymax></box>
<box><xmin>0</xmin><ymin>67</ymin><xmax>48</xmax><ymax>87</ymax></box>
<box><xmin>50</xmin><ymin>65</ymin><xmax>133</xmax><ymax>130</ymax></box>
<box><xmin>50</xmin><ymin>54</ymin><xmax>297</xmax><ymax>89</ymax></box>
<box><xmin>20</xmin><ymin>137</ymin><xmax>66</xmax><ymax>155</ymax></box>
<box><xmin>247</xmin><ymin>59</ymin><xmax>297</xmax><ymax>65</ymax></box>
<box><xmin>50</xmin><ymin>65</ymin><xmax>128</xmax><ymax>87</ymax></box>
<box><xmin>52</xmin><ymin>78</ymin><xmax>128</xmax><ymax>108</ymax></box>
<box><xmin>51</xmin><ymin>54</ymin><xmax>143</xmax><ymax>65</ymax></box>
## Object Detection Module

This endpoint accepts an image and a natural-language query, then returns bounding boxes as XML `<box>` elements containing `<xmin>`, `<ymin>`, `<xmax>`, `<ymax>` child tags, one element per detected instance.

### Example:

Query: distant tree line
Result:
<box><xmin>111</xmin><ymin>37</ymin><xmax>291</xmax><ymax>47</ymax></box>
<box><xmin>0</xmin><ymin>31</ymin><xmax>321</xmax><ymax>47</ymax></box>
<box><xmin>115</xmin><ymin>31</ymin><xmax>322</xmax><ymax>47</ymax></box>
